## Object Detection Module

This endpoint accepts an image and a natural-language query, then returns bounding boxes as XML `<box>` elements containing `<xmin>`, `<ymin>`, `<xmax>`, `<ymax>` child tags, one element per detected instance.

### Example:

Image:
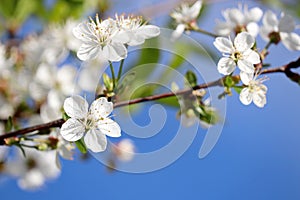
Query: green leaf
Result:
<box><xmin>75</xmin><ymin>139</ymin><xmax>87</xmax><ymax>154</ymax></box>
<box><xmin>223</xmin><ymin>76</ymin><xmax>240</xmax><ymax>88</ymax></box>
<box><xmin>5</xmin><ymin>116</ymin><xmax>13</xmax><ymax>132</ymax></box>
<box><xmin>233</xmin><ymin>86</ymin><xmax>244</xmax><ymax>94</ymax></box>
<box><xmin>185</xmin><ymin>70</ymin><xmax>197</xmax><ymax>87</ymax></box>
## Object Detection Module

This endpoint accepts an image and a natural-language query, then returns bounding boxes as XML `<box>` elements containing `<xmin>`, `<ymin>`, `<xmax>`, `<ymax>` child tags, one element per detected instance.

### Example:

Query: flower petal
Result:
<box><xmin>84</xmin><ymin>129</ymin><xmax>107</xmax><ymax>152</ymax></box>
<box><xmin>77</xmin><ymin>43</ymin><xmax>100</xmax><ymax>61</ymax></box>
<box><xmin>260</xmin><ymin>25</ymin><xmax>274</xmax><ymax>41</ymax></box>
<box><xmin>214</xmin><ymin>21</ymin><xmax>233</xmax><ymax>36</ymax></box>
<box><xmin>253</xmin><ymin>91</ymin><xmax>266</xmax><ymax>108</ymax></box>
<box><xmin>227</xmin><ymin>8</ymin><xmax>244</xmax><ymax>25</ymax></box>
<box><xmin>137</xmin><ymin>25</ymin><xmax>160</xmax><ymax>39</ymax></box>
<box><xmin>280</xmin><ymin>32</ymin><xmax>300</xmax><ymax>51</ymax></box>
<box><xmin>189</xmin><ymin>0</ymin><xmax>202</xmax><ymax>19</ymax></box>
<box><xmin>171</xmin><ymin>24</ymin><xmax>186</xmax><ymax>40</ymax></box>
<box><xmin>237</xmin><ymin>59</ymin><xmax>255</xmax><ymax>73</ymax></box>
<box><xmin>240</xmin><ymin>71</ymin><xmax>253</xmax><ymax>85</ymax></box>
<box><xmin>213</xmin><ymin>37</ymin><xmax>234</xmax><ymax>54</ymax></box>
<box><xmin>278</xmin><ymin>13</ymin><xmax>295</xmax><ymax>33</ymax></box>
<box><xmin>246</xmin><ymin>7</ymin><xmax>263</xmax><ymax>22</ymax></box>
<box><xmin>263</xmin><ymin>10</ymin><xmax>279</xmax><ymax>28</ymax></box>
<box><xmin>97</xmin><ymin>118</ymin><xmax>121</xmax><ymax>137</ymax></box>
<box><xmin>60</xmin><ymin>118</ymin><xmax>85</xmax><ymax>142</ymax></box>
<box><xmin>103</xmin><ymin>43</ymin><xmax>127</xmax><ymax>62</ymax></box>
<box><xmin>63</xmin><ymin>95</ymin><xmax>88</xmax><ymax>119</ymax></box>
<box><xmin>217</xmin><ymin>57</ymin><xmax>236</xmax><ymax>75</ymax></box>
<box><xmin>243</xmin><ymin>49</ymin><xmax>260</xmax><ymax>64</ymax></box>
<box><xmin>90</xmin><ymin>97</ymin><xmax>113</xmax><ymax>119</ymax></box>
<box><xmin>234</xmin><ymin>32</ymin><xmax>254</xmax><ymax>52</ymax></box>
<box><xmin>246</xmin><ymin>22</ymin><xmax>259</xmax><ymax>37</ymax></box>
<box><xmin>239</xmin><ymin>88</ymin><xmax>252</xmax><ymax>105</ymax></box>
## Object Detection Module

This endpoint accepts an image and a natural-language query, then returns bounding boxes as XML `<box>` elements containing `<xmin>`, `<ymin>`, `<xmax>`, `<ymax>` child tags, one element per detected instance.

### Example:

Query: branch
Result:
<box><xmin>0</xmin><ymin>56</ymin><xmax>299</xmax><ymax>145</ymax></box>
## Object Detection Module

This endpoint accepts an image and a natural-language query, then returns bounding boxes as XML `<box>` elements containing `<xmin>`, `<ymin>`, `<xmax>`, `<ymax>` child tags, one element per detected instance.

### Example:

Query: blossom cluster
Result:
<box><xmin>73</xmin><ymin>14</ymin><xmax>160</xmax><ymax>62</ymax></box>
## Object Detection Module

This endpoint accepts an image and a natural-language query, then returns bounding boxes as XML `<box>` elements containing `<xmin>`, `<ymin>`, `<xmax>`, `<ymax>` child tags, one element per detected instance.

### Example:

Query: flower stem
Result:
<box><xmin>261</xmin><ymin>41</ymin><xmax>273</xmax><ymax>59</ymax></box>
<box><xmin>192</xmin><ymin>27</ymin><xmax>219</xmax><ymax>38</ymax></box>
<box><xmin>109</xmin><ymin>61</ymin><xmax>116</xmax><ymax>89</ymax></box>
<box><xmin>117</xmin><ymin>59</ymin><xmax>125</xmax><ymax>82</ymax></box>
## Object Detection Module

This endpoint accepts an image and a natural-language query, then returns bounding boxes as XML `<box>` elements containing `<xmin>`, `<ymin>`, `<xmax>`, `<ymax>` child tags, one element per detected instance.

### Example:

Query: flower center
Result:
<box><xmin>232</xmin><ymin>51</ymin><xmax>243</xmax><ymax>61</ymax></box>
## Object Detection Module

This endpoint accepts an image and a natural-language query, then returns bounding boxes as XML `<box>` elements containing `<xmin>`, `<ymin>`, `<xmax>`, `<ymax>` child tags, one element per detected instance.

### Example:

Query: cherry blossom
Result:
<box><xmin>214</xmin><ymin>32</ymin><xmax>260</xmax><ymax>83</ymax></box>
<box><xmin>239</xmin><ymin>73</ymin><xmax>268</xmax><ymax>108</ymax></box>
<box><xmin>60</xmin><ymin>95</ymin><xmax>121</xmax><ymax>152</ymax></box>
<box><xmin>170</xmin><ymin>0</ymin><xmax>202</xmax><ymax>40</ymax></box>
<box><xmin>260</xmin><ymin>10</ymin><xmax>300</xmax><ymax>51</ymax></box>
<box><xmin>215</xmin><ymin>4</ymin><xmax>263</xmax><ymax>37</ymax></box>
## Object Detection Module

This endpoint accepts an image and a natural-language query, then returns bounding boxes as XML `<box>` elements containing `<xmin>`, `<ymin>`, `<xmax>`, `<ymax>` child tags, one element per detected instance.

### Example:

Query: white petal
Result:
<box><xmin>19</xmin><ymin>170</ymin><xmax>45</xmax><ymax>190</ymax></box>
<box><xmin>263</xmin><ymin>10</ymin><xmax>279</xmax><ymax>27</ymax></box>
<box><xmin>253</xmin><ymin>91</ymin><xmax>266</xmax><ymax>108</ymax></box>
<box><xmin>60</xmin><ymin>118</ymin><xmax>85</xmax><ymax>142</ymax></box>
<box><xmin>113</xmin><ymin>30</ymin><xmax>130</xmax><ymax>44</ymax></box>
<box><xmin>214</xmin><ymin>21</ymin><xmax>233</xmax><ymax>36</ymax></box>
<box><xmin>243</xmin><ymin>49</ymin><xmax>260</xmax><ymax>64</ymax></box>
<box><xmin>171</xmin><ymin>24</ymin><xmax>186</xmax><ymax>40</ymax></box>
<box><xmin>58</xmin><ymin>145</ymin><xmax>74</xmax><ymax>160</ymax></box>
<box><xmin>260</xmin><ymin>25</ymin><xmax>274</xmax><ymax>41</ymax></box>
<box><xmin>280</xmin><ymin>32</ymin><xmax>300</xmax><ymax>51</ymax></box>
<box><xmin>217</xmin><ymin>57</ymin><xmax>236</xmax><ymax>75</ymax></box>
<box><xmin>246</xmin><ymin>22</ymin><xmax>259</xmax><ymax>37</ymax></box>
<box><xmin>97</xmin><ymin>118</ymin><xmax>121</xmax><ymax>137</ymax></box>
<box><xmin>77</xmin><ymin>43</ymin><xmax>100</xmax><ymax>61</ymax></box>
<box><xmin>63</xmin><ymin>95</ymin><xmax>88</xmax><ymax>119</ymax></box>
<box><xmin>240</xmin><ymin>71</ymin><xmax>254</xmax><ymax>85</ymax></box>
<box><xmin>278</xmin><ymin>13</ymin><xmax>295</xmax><ymax>33</ymax></box>
<box><xmin>239</xmin><ymin>88</ymin><xmax>252</xmax><ymax>105</ymax></box>
<box><xmin>213</xmin><ymin>37</ymin><xmax>234</xmax><ymax>54</ymax></box>
<box><xmin>90</xmin><ymin>97</ymin><xmax>113</xmax><ymax>119</ymax></box>
<box><xmin>237</xmin><ymin>59</ymin><xmax>255</xmax><ymax>73</ymax></box>
<box><xmin>189</xmin><ymin>0</ymin><xmax>202</xmax><ymax>19</ymax></box>
<box><xmin>234</xmin><ymin>32</ymin><xmax>255</xmax><ymax>52</ymax></box>
<box><xmin>127</xmin><ymin>33</ymin><xmax>145</xmax><ymax>46</ymax></box>
<box><xmin>246</xmin><ymin>7</ymin><xmax>263</xmax><ymax>22</ymax></box>
<box><xmin>227</xmin><ymin>8</ymin><xmax>245</xmax><ymax>25</ymax></box>
<box><xmin>137</xmin><ymin>25</ymin><xmax>160</xmax><ymax>39</ymax></box>
<box><xmin>103</xmin><ymin>43</ymin><xmax>127</xmax><ymax>62</ymax></box>
<box><xmin>84</xmin><ymin>129</ymin><xmax>107</xmax><ymax>152</ymax></box>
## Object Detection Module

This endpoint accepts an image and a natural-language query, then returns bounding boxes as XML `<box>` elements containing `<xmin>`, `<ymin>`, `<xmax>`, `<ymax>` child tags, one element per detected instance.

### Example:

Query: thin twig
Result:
<box><xmin>0</xmin><ymin>57</ymin><xmax>299</xmax><ymax>145</ymax></box>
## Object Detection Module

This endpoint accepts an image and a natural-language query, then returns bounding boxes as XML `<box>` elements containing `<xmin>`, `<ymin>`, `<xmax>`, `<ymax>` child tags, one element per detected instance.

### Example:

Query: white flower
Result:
<box><xmin>215</xmin><ymin>4</ymin><xmax>263</xmax><ymax>37</ymax></box>
<box><xmin>0</xmin><ymin>94</ymin><xmax>14</xmax><ymax>119</ymax></box>
<box><xmin>73</xmin><ymin>14</ymin><xmax>129</xmax><ymax>62</ymax></box>
<box><xmin>213</xmin><ymin>32</ymin><xmax>260</xmax><ymax>83</ymax></box>
<box><xmin>260</xmin><ymin>10</ymin><xmax>300</xmax><ymax>51</ymax></box>
<box><xmin>60</xmin><ymin>95</ymin><xmax>121</xmax><ymax>152</ymax></box>
<box><xmin>5</xmin><ymin>148</ymin><xmax>60</xmax><ymax>190</ymax></box>
<box><xmin>112</xmin><ymin>139</ymin><xmax>135</xmax><ymax>162</ymax></box>
<box><xmin>239</xmin><ymin>72</ymin><xmax>268</xmax><ymax>108</ymax></box>
<box><xmin>170</xmin><ymin>0</ymin><xmax>202</xmax><ymax>39</ymax></box>
<box><xmin>115</xmin><ymin>14</ymin><xmax>160</xmax><ymax>46</ymax></box>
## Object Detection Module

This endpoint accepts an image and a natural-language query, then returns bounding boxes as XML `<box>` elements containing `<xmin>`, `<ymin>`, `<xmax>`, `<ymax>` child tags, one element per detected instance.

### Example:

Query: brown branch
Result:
<box><xmin>0</xmin><ymin>56</ymin><xmax>299</xmax><ymax>145</ymax></box>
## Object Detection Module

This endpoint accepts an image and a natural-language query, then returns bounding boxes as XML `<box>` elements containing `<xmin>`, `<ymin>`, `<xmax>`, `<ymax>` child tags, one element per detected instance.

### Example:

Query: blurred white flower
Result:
<box><xmin>260</xmin><ymin>10</ymin><xmax>300</xmax><ymax>51</ymax></box>
<box><xmin>0</xmin><ymin>94</ymin><xmax>14</xmax><ymax>119</ymax></box>
<box><xmin>115</xmin><ymin>14</ymin><xmax>160</xmax><ymax>46</ymax></box>
<box><xmin>47</xmin><ymin>19</ymin><xmax>81</xmax><ymax>52</ymax></box>
<box><xmin>73</xmin><ymin>14</ymin><xmax>129</xmax><ymax>62</ymax></box>
<box><xmin>60</xmin><ymin>95</ymin><xmax>121</xmax><ymax>152</ymax></box>
<box><xmin>0</xmin><ymin>123</ymin><xmax>8</xmax><ymax>163</ymax></box>
<box><xmin>29</xmin><ymin>63</ymin><xmax>78</xmax><ymax>102</ymax></box>
<box><xmin>170</xmin><ymin>0</ymin><xmax>202</xmax><ymax>40</ymax></box>
<box><xmin>214</xmin><ymin>32</ymin><xmax>260</xmax><ymax>83</ymax></box>
<box><xmin>215</xmin><ymin>4</ymin><xmax>263</xmax><ymax>37</ymax></box>
<box><xmin>112</xmin><ymin>139</ymin><xmax>135</xmax><ymax>162</ymax></box>
<box><xmin>239</xmin><ymin>73</ymin><xmax>268</xmax><ymax>108</ymax></box>
<box><xmin>5</xmin><ymin>148</ymin><xmax>60</xmax><ymax>190</ymax></box>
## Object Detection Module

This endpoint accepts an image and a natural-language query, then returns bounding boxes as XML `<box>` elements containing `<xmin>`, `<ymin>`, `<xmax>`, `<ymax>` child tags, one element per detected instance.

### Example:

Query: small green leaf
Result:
<box><xmin>5</xmin><ymin>116</ymin><xmax>13</xmax><ymax>132</ymax></box>
<box><xmin>233</xmin><ymin>86</ymin><xmax>244</xmax><ymax>94</ymax></box>
<box><xmin>75</xmin><ymin>139</ymin><xmax>87</xmax><ymax>154</ymax></box>
<box><xmin>185</xmin><ymin>71</ymin><xmax>198</xmax><ymax>87</ymax></box>
<box><xmin>103</xmin><ymin>73</ymin><xmax>113</xmax><ymax>92</ymax></box>
<box><xmin>62</xmin><ymin>112</ymin><xmax>70</xmax><ymax>121</ymax></box>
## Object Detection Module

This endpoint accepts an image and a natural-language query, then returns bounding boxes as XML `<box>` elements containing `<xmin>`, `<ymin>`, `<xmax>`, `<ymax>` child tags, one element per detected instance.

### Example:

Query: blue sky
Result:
<box><xmin>1</xmin><ymin>0</ymin><xmax>300</xmax><ymax>199</ymax></box>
